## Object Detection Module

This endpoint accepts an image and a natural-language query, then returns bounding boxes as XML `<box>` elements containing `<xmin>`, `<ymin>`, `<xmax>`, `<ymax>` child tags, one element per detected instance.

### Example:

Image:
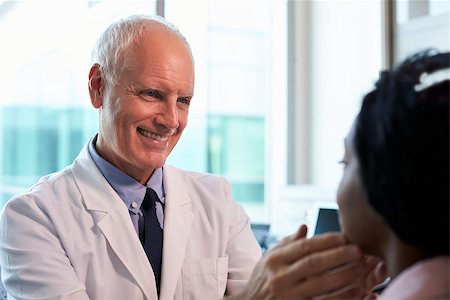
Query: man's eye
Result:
<box><xmin>178</xmin><ymin>97</ymin><xmax>191</xmax><ymax>105</ymax></box>
<box><xmin>143</xmin><ymin>90</ymin><xmax>161</xmax><ymax>99</ymax></box>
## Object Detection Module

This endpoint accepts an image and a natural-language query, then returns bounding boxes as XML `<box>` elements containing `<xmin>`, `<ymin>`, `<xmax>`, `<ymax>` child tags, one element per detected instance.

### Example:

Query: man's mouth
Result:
<box><xmin>137</xmin><ymin>127</ymin><xmax>169</xmax><ymax>141</ymax></box>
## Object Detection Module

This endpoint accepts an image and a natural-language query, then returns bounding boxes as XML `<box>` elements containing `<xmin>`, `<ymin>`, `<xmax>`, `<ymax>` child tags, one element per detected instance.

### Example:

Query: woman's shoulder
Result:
<box><xmin>380</xmin><ymin>256</ymin><xmax>449</xmax><ymax>300</ymax></box>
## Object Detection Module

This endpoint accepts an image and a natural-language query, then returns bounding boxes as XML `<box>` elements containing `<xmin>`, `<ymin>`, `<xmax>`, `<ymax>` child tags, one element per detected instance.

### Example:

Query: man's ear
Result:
<box><xmin>88</xmin><ymin>64</ymin><xmax>105</xmax><ymax>108</ymax></box>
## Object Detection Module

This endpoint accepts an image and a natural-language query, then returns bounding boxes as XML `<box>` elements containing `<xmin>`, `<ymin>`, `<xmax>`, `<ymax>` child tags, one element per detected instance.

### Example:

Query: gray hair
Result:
<box><xmin>91</xmin><ymin>15</ymin><xmax>191</xmax><ymax>86</ymax></box>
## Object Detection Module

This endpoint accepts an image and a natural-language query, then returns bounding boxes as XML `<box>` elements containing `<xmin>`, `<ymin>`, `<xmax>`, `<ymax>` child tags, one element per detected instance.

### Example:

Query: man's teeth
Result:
<box><xmin>137</xmin><ymin>128</ymin><xmax>169</xmax><ymax>141</ymax></box>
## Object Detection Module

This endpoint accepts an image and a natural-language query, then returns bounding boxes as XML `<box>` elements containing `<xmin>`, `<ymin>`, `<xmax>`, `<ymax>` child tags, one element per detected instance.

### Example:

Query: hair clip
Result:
<box><xmin>414</xmin><ymin>68</ymin><xmax>450</xmax><ymax>92</ymax></box>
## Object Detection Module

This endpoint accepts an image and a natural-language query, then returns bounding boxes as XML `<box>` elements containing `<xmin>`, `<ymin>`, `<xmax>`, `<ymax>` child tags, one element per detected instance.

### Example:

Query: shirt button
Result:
<box><xmin>131</xmin><ymin>202</ymin><xmax>138</xmax><ymax>209</ymax></box>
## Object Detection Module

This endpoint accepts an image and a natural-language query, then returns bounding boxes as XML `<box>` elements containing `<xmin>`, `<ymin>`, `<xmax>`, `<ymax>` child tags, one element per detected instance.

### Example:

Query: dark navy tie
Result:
<box><xmin>139</xmin><ymin>188</ymin><xmax>163</xmax><ymax>295</ymax></box>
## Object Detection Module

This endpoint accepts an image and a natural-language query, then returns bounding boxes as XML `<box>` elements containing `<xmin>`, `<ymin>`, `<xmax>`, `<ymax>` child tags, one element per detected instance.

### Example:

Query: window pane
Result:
<box><xmin>393</xmin><ymin>0</ymin><xmax>450</xmax><ymax>63</ymax></box>
<box><xmin>0</xmin><ymin>1</ymin><xmax>157</xmax><ymax>206</ymax></box>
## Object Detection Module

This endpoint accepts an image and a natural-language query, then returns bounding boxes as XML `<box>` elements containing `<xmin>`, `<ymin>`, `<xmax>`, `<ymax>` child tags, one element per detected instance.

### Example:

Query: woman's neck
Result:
<box><xmin>383</xmin><ymin>234</ymin><xmax>430</xmax><ymax>279</ymax></box>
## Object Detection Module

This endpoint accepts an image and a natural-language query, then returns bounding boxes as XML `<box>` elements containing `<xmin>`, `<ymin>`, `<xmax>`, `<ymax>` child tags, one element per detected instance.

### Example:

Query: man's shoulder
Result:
<box><xmin>7</xmin><ymin>143</ymin><xmax>92</xmax><ymax>207</ymax></box>
<box><xmin>163</xmin><ymin>164</ymin><xmax>227</xmax><ymax>187</ymax></box>
<box><xmin>163</xmin><ymin>165</ymin><xmax>234</xmax><ymax>204</ymax></box>
<box><xmin>5</xmin><ymin>165</ymin><xmax>75</xmax><ymax>209</ymax></box>
<box><xmin>29</xmin><ymin>165</ymin><xmax>73</xmax><ymax>192</ymax></box>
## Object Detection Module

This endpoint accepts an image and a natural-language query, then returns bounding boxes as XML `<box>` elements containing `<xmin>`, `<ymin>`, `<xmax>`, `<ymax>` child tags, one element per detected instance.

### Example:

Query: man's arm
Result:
<box><xmin>228</xmin><ymin>225</ymin><xmax>386</xmax><ymax>299</ymax></box>
<box><xmin>0</xmin><ymin>195</ymin><xmax>87</xmax><ymax>299</ymax></box>
<box><xmin>4</xmin><ymin>290</ymin><xmax>90</xmax><ymax>300</ymax></box>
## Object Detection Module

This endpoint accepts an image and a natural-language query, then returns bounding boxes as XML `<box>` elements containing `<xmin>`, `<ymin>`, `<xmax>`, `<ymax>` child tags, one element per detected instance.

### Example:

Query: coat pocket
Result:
<box><xmin>181</xmin><ymin>256</ymin><xmax>229</xmax><ymax>300</ymax></box>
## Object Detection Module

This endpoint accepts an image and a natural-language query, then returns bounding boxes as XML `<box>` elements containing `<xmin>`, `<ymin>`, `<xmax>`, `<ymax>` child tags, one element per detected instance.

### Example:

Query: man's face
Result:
<box><xmin>336</xmin><ymin>123</ymin><xmax>388</xmax><ymax>257</ymax></box>
<box><xmin>91</xmin><ymin>28</ymin><xmax>194</xmax><ymax>184</ymax></box>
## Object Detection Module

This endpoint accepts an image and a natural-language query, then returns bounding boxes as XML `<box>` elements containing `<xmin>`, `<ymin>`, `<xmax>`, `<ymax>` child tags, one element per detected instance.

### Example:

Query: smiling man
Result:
<box><xmin>0</xmin><ymin>15</ymin><xmax>261</xmax><ymax>299</ymax></box>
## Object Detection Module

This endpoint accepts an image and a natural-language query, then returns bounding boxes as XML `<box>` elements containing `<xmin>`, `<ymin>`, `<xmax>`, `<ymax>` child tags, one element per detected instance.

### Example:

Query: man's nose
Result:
<box><xmin>156</xmin><ymin>101</ymin><xmax>179</xmax><ymax>130</ymax></box>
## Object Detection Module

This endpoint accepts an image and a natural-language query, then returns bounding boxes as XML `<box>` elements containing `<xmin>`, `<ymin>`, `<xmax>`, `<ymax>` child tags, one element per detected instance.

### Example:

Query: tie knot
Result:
<box><xmin>142</xmin><ymin>188</ymin><xmax>158</xmax><ymax>210</ymax></box>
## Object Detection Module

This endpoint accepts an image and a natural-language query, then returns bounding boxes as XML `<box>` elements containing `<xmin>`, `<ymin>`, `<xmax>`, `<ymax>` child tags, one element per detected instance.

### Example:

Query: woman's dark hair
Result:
<box><xmin>355</xmin><ymin>50</ymin><xmax>449</xmax><ymax>255</ymax></box>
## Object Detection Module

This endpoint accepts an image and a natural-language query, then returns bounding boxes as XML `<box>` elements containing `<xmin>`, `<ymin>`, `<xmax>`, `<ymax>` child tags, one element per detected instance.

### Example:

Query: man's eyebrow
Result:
<box><xmin>126</xmin><ymin>83</ymin><xmax>157</xmax><ymax>93</ymax></box>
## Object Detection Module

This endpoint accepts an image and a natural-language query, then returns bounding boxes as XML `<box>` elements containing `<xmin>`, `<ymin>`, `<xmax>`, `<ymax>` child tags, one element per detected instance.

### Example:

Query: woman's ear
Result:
<box><xmin>88</xmin><ymin>64</ymin><xmax>104</xmax><ymax>108</ymax></box>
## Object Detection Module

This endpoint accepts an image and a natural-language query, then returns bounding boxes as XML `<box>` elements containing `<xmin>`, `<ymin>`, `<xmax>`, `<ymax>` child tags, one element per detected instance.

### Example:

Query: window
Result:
<box><xmin>0</xmin><ymin>1</ymin><xmax>385</xmax><ymax>235</ymax></box>
<box><xmin>276</xmin><ymin>0</ymin><xmax>383</xmax><ymax>237</ymax></box>
<box><xmin>392</xmin><ymin>0</ymin><xmax>450</xmax><ymax>64</ymax></box>
<box><xmin>165</xmin><ymin>1</ymin><xmax>287</xmax><ymax>222</ymax></box>
<box><xmin>0</xmin><ymin>1</ymin><xmax>157</xmax><ymax>205</ymax></box>
<box><xmin>0</xmin><ymin>1</ymin><xmax>286</xmax><ymax>224</ymax></box>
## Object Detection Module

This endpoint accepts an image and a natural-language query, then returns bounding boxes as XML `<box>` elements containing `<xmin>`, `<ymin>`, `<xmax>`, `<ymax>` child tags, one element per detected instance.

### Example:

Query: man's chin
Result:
<box><xmin>142</xmin><ymin>155</ymin><xmax>167</xmax><ymax>170</ymax></box>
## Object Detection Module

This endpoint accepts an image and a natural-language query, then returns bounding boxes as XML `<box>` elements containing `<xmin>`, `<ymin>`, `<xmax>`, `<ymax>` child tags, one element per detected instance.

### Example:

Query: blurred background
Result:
<box><xmin>0</xmin><ymin>0</ymin><xmax>448</xmax><ymax>239</ymax></box>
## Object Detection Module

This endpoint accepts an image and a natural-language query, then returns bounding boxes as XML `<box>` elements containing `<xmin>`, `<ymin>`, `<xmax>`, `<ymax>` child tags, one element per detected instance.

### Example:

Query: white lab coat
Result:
<box><xmin>0</xmin><ymin>143</ymin><xmax>261</xmax><ymax>300</ymax></box>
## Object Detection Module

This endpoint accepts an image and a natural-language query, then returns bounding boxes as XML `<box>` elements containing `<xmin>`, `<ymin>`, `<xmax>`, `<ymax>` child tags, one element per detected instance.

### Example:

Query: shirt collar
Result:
<box><xmin>88</xmin><ymin>135</ymin><xmax>165</xmax><ymax>214</ymax></box>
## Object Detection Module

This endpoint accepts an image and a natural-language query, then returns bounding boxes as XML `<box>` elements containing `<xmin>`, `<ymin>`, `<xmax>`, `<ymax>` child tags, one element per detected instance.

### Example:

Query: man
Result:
<box><xmin>0</xmin><ymin>15</ymin><xmax>259</xmax><ymax>299</ymax></box>
<box><xmin>0</xmin><ymin>15</ymin><xmax>382</xmax><ymax>299</ymax></box>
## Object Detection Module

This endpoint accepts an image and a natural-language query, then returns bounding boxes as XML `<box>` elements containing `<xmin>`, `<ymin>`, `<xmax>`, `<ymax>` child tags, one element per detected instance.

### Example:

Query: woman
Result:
<box><xmin>337</xmin><ymin>50</ymin><xmax>449</xmax><ymax>299</ymax></box>
<box><xmin>229</xmin><ymin>50</ymin><xmax>447</xmax><ymax>300</ymax></box>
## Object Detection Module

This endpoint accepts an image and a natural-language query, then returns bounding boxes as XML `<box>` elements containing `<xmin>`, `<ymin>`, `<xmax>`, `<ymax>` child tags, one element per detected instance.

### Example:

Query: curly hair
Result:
<box><xmin>355</xmin><ymin>50</ymin><xmax>449</xmax><ymax>256</ymax></box>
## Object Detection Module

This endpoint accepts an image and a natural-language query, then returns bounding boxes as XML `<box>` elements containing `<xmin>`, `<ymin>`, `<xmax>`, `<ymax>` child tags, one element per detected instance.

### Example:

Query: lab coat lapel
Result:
<box><xmin>159</xmin><ymin>165</ymin><xmax>194</xmax><ymax>300</ymax></box>
<box><xmin>96</xmin><ymin>210</ymin><xmax>157</xmax><ymax>300</ymax></box>
<box><xmin>72</xmin><ymin>145</ymin><xmax>157</xmax><ymax>300</ymax></box>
